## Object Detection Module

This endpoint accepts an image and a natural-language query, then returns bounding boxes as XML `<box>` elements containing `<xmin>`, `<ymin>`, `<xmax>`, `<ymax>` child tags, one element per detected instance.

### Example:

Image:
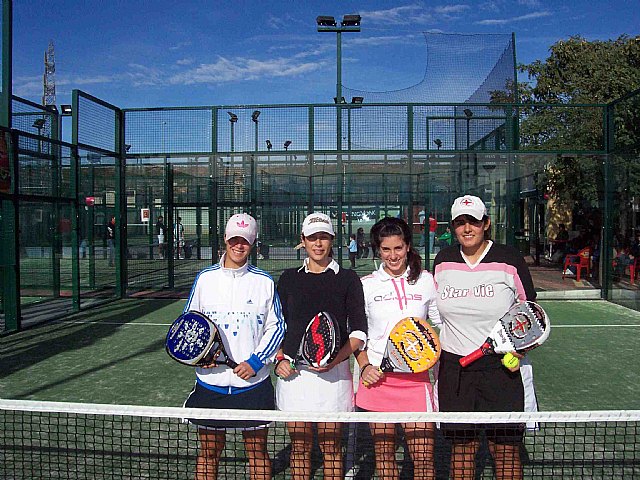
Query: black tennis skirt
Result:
<box><xmin>184</xmin><ymin>379</ymin><xmax>275</xmax><ymax>430</ymax></box>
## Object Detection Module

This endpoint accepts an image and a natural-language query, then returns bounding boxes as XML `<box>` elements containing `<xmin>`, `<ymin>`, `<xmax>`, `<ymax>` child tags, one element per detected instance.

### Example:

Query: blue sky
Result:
<box><xmin>12</xmin><ymin>0</ymin><xmax>640</xmax><ymax>109</ymax></box>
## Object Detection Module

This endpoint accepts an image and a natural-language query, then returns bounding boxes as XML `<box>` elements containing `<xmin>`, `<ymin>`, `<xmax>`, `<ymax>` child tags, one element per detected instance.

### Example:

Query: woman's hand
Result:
<box><xmin>275</xmin><ymin>358</ymin><xmax>296</xmax><ymax>379</ymax></box>
<box><xmin>360</xmin><ymin>363</ymin><xmax>384</xmax><ymax>387</ymax></box>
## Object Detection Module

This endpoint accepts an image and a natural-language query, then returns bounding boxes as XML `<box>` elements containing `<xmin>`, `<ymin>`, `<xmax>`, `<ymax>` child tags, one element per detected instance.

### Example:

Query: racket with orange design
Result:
<box><xmin>379</xmin><ymin>317</ymin><xmax>441</xmax><ymax>373</ymax></box>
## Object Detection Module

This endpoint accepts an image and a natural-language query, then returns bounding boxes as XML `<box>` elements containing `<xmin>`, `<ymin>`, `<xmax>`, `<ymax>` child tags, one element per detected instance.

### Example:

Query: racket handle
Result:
<box><xmin>226</xmin><ymin>359</ymin><xmax>239</xmax><ymax>369</ymax></box>
<box><xmin>459</xmin><ymin>346</ymin><xmax>487</xmax><ymax>367</ymax></box>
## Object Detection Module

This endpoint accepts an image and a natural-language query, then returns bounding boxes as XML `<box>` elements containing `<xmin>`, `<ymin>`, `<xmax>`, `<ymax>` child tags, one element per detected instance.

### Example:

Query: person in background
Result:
<box><xmin>437</xmin><ymin>226</ymin><xmax>453</xmax><ymax>249</ymax></box>
<box><xmin>357</xmin><ymin>227</ymin><xmax>369</xmax><ymax>259</ymax></box>
<box><xmin>156</xmin><ymin>215</ymin><xmax>166</xmax><ymax>259</ymax></box>
<box><xmin>434</xmin><ymin>195</ymin><xmax>538</xmax><ymax>480</ymax></box>
<box><xmin>183</xmin><ymin>213</ymin><xmax>285</xmax><ymax>480</ymax></box>
<box><xmin>356</xmin><ymin>216</ymin><xmax>441</xmax><ymax>480</ymax></box>
<box><xmin>275</xmin><ymin>212</ymin><xmax>367</xmax><ymax>480</ymax></box>
<box><xmin>174</xmin><ymin>216</ymin><xmax>185</xmax><ymax>259</ymax></box>
<box><xmin>348</xmin><ymin>233</ymin><xmax>358</xmax><ymax>269</ymax></box>
<box><xmin>428</xmin><ymin>213</ymin><xmax>437</xmax><ymax>253</ymax></box>
<box><xmin>106</xmin><ymin>215</ymin><xmax>115</xmax><ymax>267</ymax></box>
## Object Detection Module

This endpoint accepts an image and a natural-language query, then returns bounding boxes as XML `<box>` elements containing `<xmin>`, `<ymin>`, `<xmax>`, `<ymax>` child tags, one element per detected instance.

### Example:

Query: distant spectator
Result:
<box><xmin>106</xmin><ymin>215</ymin><xmax>115</xmax><ymax>267</ymax></box>
<box><xmin>156</xmin><ymin>215</ymin><xmax>167</xmax><ymax>259</ymax></box>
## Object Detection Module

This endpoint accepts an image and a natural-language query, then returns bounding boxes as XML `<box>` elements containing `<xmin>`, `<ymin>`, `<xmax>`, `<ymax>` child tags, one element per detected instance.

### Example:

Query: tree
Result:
<box><xmin>492</xmin><ymin>35</ymin><xmax>640</xmax><ymax>217</ymax></box>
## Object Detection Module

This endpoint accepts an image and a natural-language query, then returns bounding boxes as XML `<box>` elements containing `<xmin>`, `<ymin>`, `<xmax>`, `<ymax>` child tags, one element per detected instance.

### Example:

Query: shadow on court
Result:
<box><xmin>0</xmin><ymin>299</ymin><xmax>176</xmax><ymax>388</ymax></box>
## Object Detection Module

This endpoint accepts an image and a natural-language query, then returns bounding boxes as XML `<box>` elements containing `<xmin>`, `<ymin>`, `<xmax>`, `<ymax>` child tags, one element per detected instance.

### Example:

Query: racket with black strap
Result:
<box><xmin>291</xmin><ymin>311</ymin><xmax>341</xmax><ymax>369</ymax></box>
<box><xmin>459</xmin><ymin>301</ymin><xmax>550</xmax><ymax>368</ymax></box>
<box><xmin>166</xmin><ymin>310</ymin><xmax>238</xmax><ymax>368</ymax></box>
<box><xmin>379</xmin><ymin>317</ymin><xmax>441</xmax><ymax>373</ymax></box>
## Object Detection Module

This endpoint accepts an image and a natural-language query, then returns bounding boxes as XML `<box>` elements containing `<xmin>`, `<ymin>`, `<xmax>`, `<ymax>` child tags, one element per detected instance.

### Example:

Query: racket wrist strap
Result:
<box><xmin>360</xmin><ymin>363</ymin><xmax>372</xmax><ymax>377</ymax></box>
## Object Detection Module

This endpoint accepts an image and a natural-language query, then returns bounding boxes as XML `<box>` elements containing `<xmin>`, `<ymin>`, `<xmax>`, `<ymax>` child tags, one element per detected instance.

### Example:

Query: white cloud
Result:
<box><xmin>475</xmin><ymin>11</ymin><xmax>551</xmax><ymax>25</ymax></box>
<box><xmin>176</xmin><ymin>58</ymin><xmax>194</xmax><ymax>66</ymax></box>
<box><xmin>168</xmin><ymin>56</ymin><xmax>325</xmax><ymax>85</ymax></box>
<box><xmin>434</xmin><ymin>4</ymin><xmax>471</xmax><ymax>14</ymax></box>
<box><xmin>360</xmin><ymin>5</ymin><xmax>434</xmax><ymax>25</ymax></box>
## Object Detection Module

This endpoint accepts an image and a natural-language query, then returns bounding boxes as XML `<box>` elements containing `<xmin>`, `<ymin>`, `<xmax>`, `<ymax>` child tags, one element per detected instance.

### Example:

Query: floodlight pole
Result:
<box><xmin>317</xmin><ymin>15</ymin><xmax>360</xmax><ymax>265</ymax></box>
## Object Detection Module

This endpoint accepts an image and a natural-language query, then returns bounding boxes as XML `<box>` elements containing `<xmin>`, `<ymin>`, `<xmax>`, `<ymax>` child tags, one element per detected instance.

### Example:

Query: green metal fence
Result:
<box><xmin>2</xmin><ymin>87</ymin><xmax>640</xmax><ymax>333</ymax></box>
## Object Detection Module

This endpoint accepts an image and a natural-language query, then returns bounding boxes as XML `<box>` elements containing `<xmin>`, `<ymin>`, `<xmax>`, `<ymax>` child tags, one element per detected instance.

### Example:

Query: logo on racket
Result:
<box><xmin>508</xmin><ymin>314</ymin><xmax>532</xmax><ymax>339</ymax></box>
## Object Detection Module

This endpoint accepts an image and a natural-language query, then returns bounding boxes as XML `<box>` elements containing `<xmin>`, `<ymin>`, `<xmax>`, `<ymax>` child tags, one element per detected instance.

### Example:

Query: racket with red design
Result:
<box><xmin>459</xmin><ymin>301</ymin><xmax>550</xmax><ymax>367</ymax></box>
<box><xmin>292</xmin><ymin>311</ymin><xmax>341</xmax><ymax>369</ymax></box>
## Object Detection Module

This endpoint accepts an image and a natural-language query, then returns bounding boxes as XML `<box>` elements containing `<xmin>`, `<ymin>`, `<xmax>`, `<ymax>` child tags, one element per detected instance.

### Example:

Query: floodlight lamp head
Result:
<box><xmin>434</xmin><ymin>138</ymin><xmax>443</xmax><ymax>150</ymax></box>
<box><xmin>266</xmin><ymin>140</ymin><xmax>272</xmax><ymax>151</ymax></box>
<box><xmin>32</xmin><ymin>118</ymin><xmax>46</xmax><ymax>129</ymax></box>
<box><xmin>351</xmin><ymin>96</ymin><xmax>364</xmax><ymax>104</ymax></box>
<box><xmin>283</xmin><ymin>140</ymin><xmax>292</xmax><ymax>151</ymax></box>
<box><xmin>333</xmin><ymin>96</ymin><xmax>346</xmax><ymax>104</ymax></box>
<box><xmin>61</xmin><ymin>104</ymin><xmax>72</xmax><ymax>116</ymax></box>
<box><xmin>341</xmin><ymin>15</ymin><xmax>361</xmax><ymax>27</ymax></box>
<box><xmin>46</xmin><ymin>105</ymin><xmax>58</xmax><ymax>114</ymax></box>
<box><xmin>463</xmin><ymin>108</ymin><xmax>473</xmax><ymax>118</ymax></box>
<box><xmin>124</xmin><ymin>144</ymin><xmax>132</xmax><ymax>152</ymax></box>
<box><xmin>251</xmin><ymin>110</ymin><xmax>260</xmax><ymax>122</ymax></box>
<box><xmin>227</xmin><ymin>111</ymin><xmax>238</xmax><ymax>122</ymax></box>
<box><xmin>316</xmin><ymin>16</ymin><xmax>337</xmax><ymax>27</ymax></box>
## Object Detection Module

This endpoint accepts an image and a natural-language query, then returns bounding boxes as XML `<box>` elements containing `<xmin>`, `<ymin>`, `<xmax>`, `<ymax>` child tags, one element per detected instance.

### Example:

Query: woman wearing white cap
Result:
<box><xmin>433</xmin><ymin>195</ymin><xmax>538</xmax><ymax>480</ymax></box>
<box><xmin>183</xmin><ymin>212</ymin><xmax>286</xmax><ymax>480</ymax></box>
<box><xmin>274</xmin><ymin>211</ymin><xmax>368</xmax><ymax>480</ymax></box>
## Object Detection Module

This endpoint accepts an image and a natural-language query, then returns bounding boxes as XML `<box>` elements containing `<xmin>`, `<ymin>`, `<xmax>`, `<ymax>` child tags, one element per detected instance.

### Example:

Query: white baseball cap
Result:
<box><xmin>451</xmin><ymin>195</ymin><xmax>487</xmax><ymax>221</ymax></box>
<box><xmin>225</xmin><ymin>213</ymin><xmax>257</xmax><ymax>244</ymax></box>
<box><xmin>302</xmin><ymin>212</ymin><xmax>335</xmax><ymax>237</ymax></box>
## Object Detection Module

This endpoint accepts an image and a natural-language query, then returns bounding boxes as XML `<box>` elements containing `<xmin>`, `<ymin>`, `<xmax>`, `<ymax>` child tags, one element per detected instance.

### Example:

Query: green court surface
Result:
<box><xmin>1</xmin><ymin>299</ymin><xmax>640</xmax><ymax>411</ymax></box>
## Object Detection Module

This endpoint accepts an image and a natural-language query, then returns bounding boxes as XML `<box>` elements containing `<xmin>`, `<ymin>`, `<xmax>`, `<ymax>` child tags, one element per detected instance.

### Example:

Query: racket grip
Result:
<box><xmin>459</xmin><ymin>348</ymin><xmax>485</xmax><ymax>367</ymax></box>
<box><xmin>226</xmin><ymin>359</ymin><xmax>239</xmax><ymax>369</ymax></box>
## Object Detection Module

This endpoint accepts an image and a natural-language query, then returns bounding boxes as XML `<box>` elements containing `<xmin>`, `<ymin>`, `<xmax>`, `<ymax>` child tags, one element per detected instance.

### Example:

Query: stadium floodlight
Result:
<box><xmin>60</xmin><ymin>104</ymin><xmax>72</xmax><ymax>116</ymax></box>
<box><xmin>463</xmin><ymin>108</ymin><xmax>474</xmax><ymax>118</ymax></box>
<box><xmin>333</xmin><ymin>97</ymin><xmax>346</xmax><ymax>104</ymax></box>
<box><xmin>227</xmin><ymin>111</ymin><xmax>238</xmax><ymax>122</ymax></box>
<box><xmin>251</xmin><ymin>110</ymin><xmax>260</xmax><ymax>122</ymax></box>
<box><xmin>284</xmin><ymin>140</ymin><xmax>292</xmax><ymax>151</ymax></box>
<box><xmin>434</xmin><ymin>138</ymin><xmax>443</xmax><ymax>150</ymax></box>
<box><xmin>266</xmin><ymin>140</ymin><xmax>272</xmax><ymax>151</ymax></box>
<box><xmin>32</xmin><ymin>118</ymin><xmax>46</xmax><ymax>129</ymax></box>
<box><xmin>341</xmin><ymin>15</ymin><xmax>361</xmax><ymax>27</ymax></box>
<box><xmin>351</xmin><ymin>96</ymin><xmax>364</xmax><ymax>104</ymax></box>
<box><xmin>124</xmin><ymin>144</ymin><xmax>132</xmax><ymax>152</ymax></box>
<box><xmin>45</xmin><ymin>105</ymin><xmax>58</xmax><ymax>114</ymax></box>
<box><xmin>316</xmin><ymin>16</ymin><xmax>337</xmax><ymax>27</ymax></box>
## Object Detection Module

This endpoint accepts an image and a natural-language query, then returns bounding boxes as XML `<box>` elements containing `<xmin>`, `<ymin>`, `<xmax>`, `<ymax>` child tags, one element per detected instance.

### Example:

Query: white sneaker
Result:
<box><xmin>563</xmin><ymin>269</ymin><xmax>574</xmax><ymax>276</ymax></box>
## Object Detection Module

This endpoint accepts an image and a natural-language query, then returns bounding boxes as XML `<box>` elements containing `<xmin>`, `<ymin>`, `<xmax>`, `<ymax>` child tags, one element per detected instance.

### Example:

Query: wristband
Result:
<box><xmin>359</xmin><ymin>363</ymin><xmax>372</xmax><ymax>377</ymax></box>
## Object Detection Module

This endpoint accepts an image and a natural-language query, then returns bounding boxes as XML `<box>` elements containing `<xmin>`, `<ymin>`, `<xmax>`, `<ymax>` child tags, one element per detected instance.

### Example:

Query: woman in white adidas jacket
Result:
<box><xmin>183</xmin><ymin>213</ymin><xmax>285</xmax><ymax>480</ymax></box>
<box><xmin>355</xmin><ymin>216</ymin><xmax>441</xmax><ymax>480</ymax></box>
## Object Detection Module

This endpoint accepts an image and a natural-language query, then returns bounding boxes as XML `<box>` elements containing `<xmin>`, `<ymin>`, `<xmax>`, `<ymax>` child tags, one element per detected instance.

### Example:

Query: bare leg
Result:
<box><xmin>403</xmin><ymin>422</ymin><xmax>435</xmax><ymax>480</ymax></box>
<box><xmin>287</xmin><ymin>422</ymin><xmax>313</xmax><ymax>480</ymax></box>
<box><xmin>450</xmin><ymin>439</ymin><xmax>479</xmax><ymax>480</ymax></box>
<box><xmin>195</xmin><ymin>428</ymin><xmax>225</xmax><ymax>480</ymax></box>
<box><xmin>369</xmin><ymin>422</ymin><xmax>399</xmax><ymax>480</ymax></box>
<box><xmin>317</xmin><ymin>422</ymin><xmax>343</xmax><ymax>480</ymax></box>
<box><xmin>489</xmin><ymin>440</ymin><xmax>523</xmax><ymax>480</ymax></box>
<box><xmin>243</xmin><ymin>427</ymin><xmax>272</xmax><ymax>480</ymax></box>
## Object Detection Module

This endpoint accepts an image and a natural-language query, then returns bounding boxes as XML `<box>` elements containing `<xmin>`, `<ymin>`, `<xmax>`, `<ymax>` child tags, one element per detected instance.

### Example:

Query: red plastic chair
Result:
<box><xmin>562</xmin><ymin>247</ymin><xmax>591</xmax><ymax>281</ymax></box>
<box><xmin>630</xmin><ymin>257</ymin><xmax>639</xmax><ymax>285</ymax></box>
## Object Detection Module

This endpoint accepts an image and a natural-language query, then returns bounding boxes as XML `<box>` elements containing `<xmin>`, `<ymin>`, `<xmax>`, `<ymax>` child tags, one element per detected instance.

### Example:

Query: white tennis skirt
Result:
<box><xmin>276</xmin><ymin>360</ymin><xmax>354</xmax><ymax>412</ymax></box>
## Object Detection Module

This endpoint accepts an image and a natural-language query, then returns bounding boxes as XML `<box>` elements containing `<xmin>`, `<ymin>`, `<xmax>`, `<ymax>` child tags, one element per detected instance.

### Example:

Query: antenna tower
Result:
<box><xmin>42</xmin><ymin>40</ymin><xmax>56</xmax><ymax>107</ymax></box>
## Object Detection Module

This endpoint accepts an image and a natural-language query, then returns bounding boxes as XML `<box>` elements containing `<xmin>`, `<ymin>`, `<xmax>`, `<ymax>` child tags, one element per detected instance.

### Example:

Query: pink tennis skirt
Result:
<box><xmin>355</xmin><ymin>371</ymin><xmax>437</xmax><ymax>412</ymax></box>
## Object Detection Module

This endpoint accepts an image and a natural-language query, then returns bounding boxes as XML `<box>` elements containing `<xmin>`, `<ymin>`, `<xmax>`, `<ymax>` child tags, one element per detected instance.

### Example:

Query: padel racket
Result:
<box><xmin>166</xmin><ymin>311</ymin><xmax>238</xmax><ymax>368</ymax></box>
<box><xmin>459</xmin><ymin>301</ymin><xmax>550</xmax><ymax>368</ymax></box>
<box><xmin>379</xmin><ymin>317</ymin><xmax>441</xmax><ymax>373</ymax></box>
<box><xmin>292</xmin><ymin>311</ymin><xmax>341</xmax><ymax>369</ymax></box>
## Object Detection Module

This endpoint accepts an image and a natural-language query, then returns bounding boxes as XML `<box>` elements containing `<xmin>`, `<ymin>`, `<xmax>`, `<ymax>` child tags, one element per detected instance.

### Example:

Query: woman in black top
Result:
<box><xmin>275</xmin><ymin>212</ymin><xmax>367</xmax><ymax>480</ymax></box>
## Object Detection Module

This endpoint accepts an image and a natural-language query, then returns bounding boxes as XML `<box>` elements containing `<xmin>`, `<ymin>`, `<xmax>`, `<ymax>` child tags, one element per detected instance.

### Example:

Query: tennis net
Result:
<box><xmin>1</xmin><ymin>399</ymin><xmax>639</xmax><ymax>479</ymax></box>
